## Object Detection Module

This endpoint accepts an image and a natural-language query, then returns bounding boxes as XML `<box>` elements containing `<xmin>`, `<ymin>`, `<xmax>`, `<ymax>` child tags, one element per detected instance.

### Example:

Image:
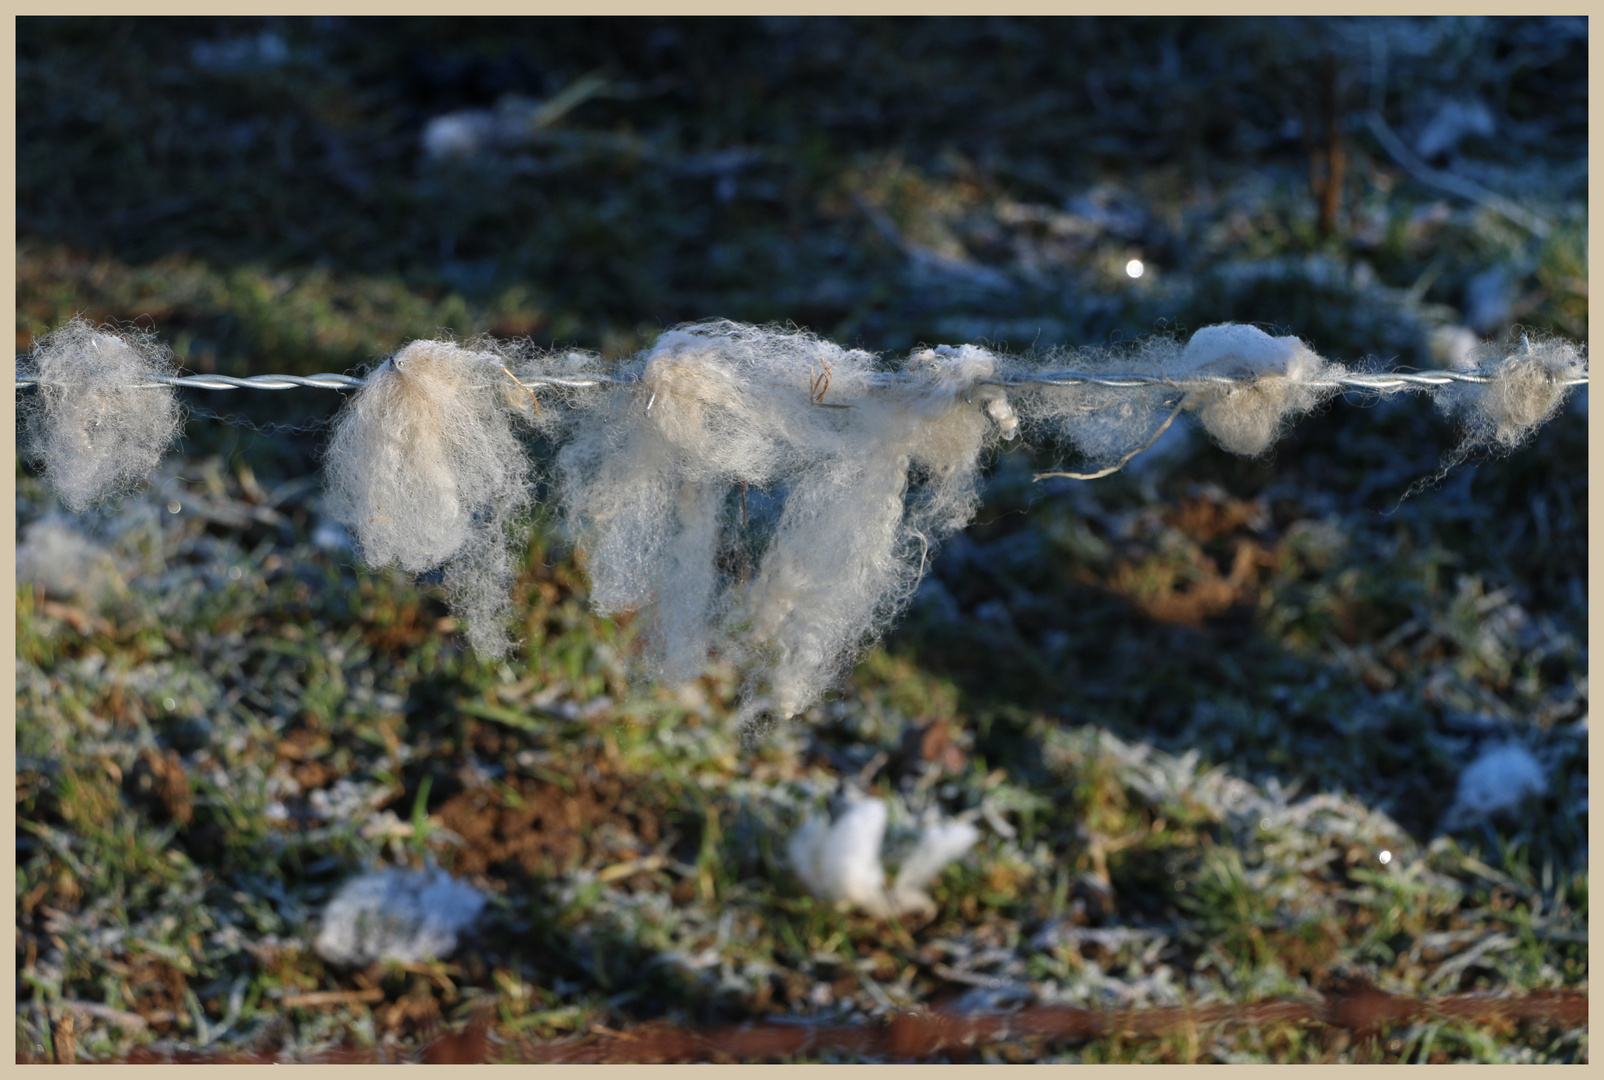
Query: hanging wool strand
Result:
<box><xmin>324</xmin><ymin>338</ymin><xmax>542</xmax><ymax>659</ymax></box>
<box><xmin>558</xmin><ymin>322</ymin><xmax>1015</xmax><ymax>723</ymax></box>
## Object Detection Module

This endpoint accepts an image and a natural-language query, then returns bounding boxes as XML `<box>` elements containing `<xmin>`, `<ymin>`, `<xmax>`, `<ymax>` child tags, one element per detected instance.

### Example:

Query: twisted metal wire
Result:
<box><xmin>12</xmin><ymin>367</ymin><xmax>1588</xmax><ymax>393</ymax></box>
<box><xmin>12</xmin><ymin>372</ymin><xmax>369</xmax><ymax>391</ymax></box>
<box><xmin>991</xmin><ymin>368</ymin><xmax>1589</xmax><ymax>391</ymax></box>
<box><xmin>12</xmin><ymin>371</ymin><xmax>613</xmax><ymax>391</ymax></box>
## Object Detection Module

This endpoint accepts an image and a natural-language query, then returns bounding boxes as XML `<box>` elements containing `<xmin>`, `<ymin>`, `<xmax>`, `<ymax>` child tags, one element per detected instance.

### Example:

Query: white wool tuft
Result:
<box><xmin>1016</xmin><ymin>325</ymin><xmax>1340</xmax><ymax>465</ymax></box>
<box><xmin>1435</xmin><ymin>334</ymin><xmax>1586</xmax><ymax>458</ymax></box>
<box><xmin>787</xmin><ymin>795</ymin><xmax>978</xmax><ymax>920</ymax></box>
<box><xmin>1171</xmin><ymin>323</ymin><xmax>1338</xmax><ymax>456</ymax></box>
<box><xmin>560</xmin><ymin>322</ymin><xmax>1008</xmax><ymax>721</ymax></box>
<box><xmin>889</xmin><ymin>817</ymin><xmax>981</xmax><ymax>920</ymax></box>
<box><xmin>313</xmin><ymin>867</ymin><xmax>486</xmax><ymax>967</ymax></box>
<box><xmin>1441</xmin><ymin>741</ymin><xmax>1548</xmax><ymax>831</ymax></box>
<box><xmin>788</xmin><ymin>795</ymin><xmax>894</xmax><ymax>916</ymax></box>
<box><xmin>324</xmin><ymin>338</ymin><xmax>539</xmax><ymax>658</ymax></box>
<box><xmin>21</xmin><ymin>316</ymin><xmax>184</xmax><ymax>512</ymax></box>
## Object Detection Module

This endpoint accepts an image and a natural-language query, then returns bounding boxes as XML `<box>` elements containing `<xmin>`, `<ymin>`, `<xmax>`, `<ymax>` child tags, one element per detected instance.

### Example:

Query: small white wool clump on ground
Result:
<box><xmin>16</xmin><ymin>516</ymin><xmax>127</xmax><ymax>608</ymax></box>
<box><xmin>787</xmin><ymin>795</ymin><xmax>980</xmax><ymax>920</ymax></box>
<box><xmin>560</xmin><ymin>322</ymin><xmax>1013</xmax><ymax>722</ymax></box>
<box><xmin>313</xmin><ymin>867</ymin><xmax>486</xmax><ymax>967</ymax></box>
<box><xmin>1171</xmin><ymin>323</ymin><xmax>1338</xmax><ymax>456</ymax></box>
<box><xmin>1441</xmin><ymin>741</ymin><xmax>1548</xmax><ymax>832</ymax></box>
<box><xmin>324</xmin><ymin>338</ymin><xmax>544</xmax><ymax>658</ymax></box>
<box><xmin>788</xmin><ymin>796</ymin><xmax>892</xmax><ymax>916</ymax></box>
<box><xmin>21</xmin><ymin>316</ymin><xmax>183</xmax><ymax>512</ymax></box>
<box><xmin>1435</xmin><ymin>334</ymin><xmax>1587</xmax><ymax>459</ymax></box>
<box><xmin>890</xmin><ymin>817</ymin><xmax>985</xmax><ymax>919</ymax></box>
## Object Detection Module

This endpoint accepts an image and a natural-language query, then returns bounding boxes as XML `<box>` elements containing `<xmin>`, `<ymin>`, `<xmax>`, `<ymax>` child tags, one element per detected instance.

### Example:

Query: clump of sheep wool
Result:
<box><xmin>559</xmin><ymin>322</ymin><xmax>1014</xmax><ymax>723</ymax></box>
<box><xmin>314</xmin><ymin>867</ymin><xmax>486</xmax><ymax>967</ymax></box>
<box><xmin>1171</xmin><ymin>323</ymin><xmax>1339</xmax><ymax>456</ymax></box>
<box><xmin>20</xmin><ymin>316</ymin><xmax>183</xmax><ymax>512</ymax></box>
<box><xmin>787</xmin><ymin>794</ymin><xmax>980</xmax><ymax>920</ymax></box>
<box><xmin>1435</xmin><ymin>333</ymin><xmax>1586</xmax><ymax>460</ymax></box>
<box><xmin>23</xmin><ymin>310</ymin><xmax>1584</xmax><ymax>723</ymax></box>
<box><xmin>1013</xmin><ymin>323</ymin><xmax>1340</xmax><ymax>467</ymax></box>
<box><xmin>324</xmin><ymin>338</ymin><xmax>541</xmax><ymax>658</ymax></box>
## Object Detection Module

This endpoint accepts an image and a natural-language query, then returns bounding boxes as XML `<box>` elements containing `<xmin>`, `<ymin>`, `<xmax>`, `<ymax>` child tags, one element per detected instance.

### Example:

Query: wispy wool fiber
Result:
<box><xmin>20</xmin><ymin>316</ymin><xmax>183</xmax><ymax>512</ymax></box>
<box><xmin>1014</xmin><ymin>323</ymin><xmax>1341</xmax><ymax>465</ymax></box>
<box><xmin>1435</xmin><ymin>333</ymin><xmax>1586</xmax><ymax>460</ymax></box>
<box><xmin>559</xmin><ymin>322</ymin><xmax>1013</xmax><ymax>722</ymax></box>
<box><xmin>890</xmin><ymin>816</ymin><xmax>983</xmax><ymax>918</ymax></box>
<box><xmin>16</xmin><ymin>515</ymin><xmax>127</xmax><ymax>608</ymax></box>
<box><xmin>787</xmin><ymin>796</ymin><xmax>893</xmax><ymax>917</ymax></box>
<box><xmin>324</xmin><ymin>338</ymin><xmax>539</xmax><ymax>658</ymax></box>
<box><xmin>1011</xmin><ymin>333</ymin><xmax>1189</xmax><ymax>469</ymax></box>
<box><xmin>21</xmin><ymin>314</ymin><xmax>1585</xmax><ymax>717</ymax></box>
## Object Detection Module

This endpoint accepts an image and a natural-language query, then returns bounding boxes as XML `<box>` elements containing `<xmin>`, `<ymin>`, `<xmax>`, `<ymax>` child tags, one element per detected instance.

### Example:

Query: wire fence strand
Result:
<box><xmin>12</xmin><ymin>367</ymin><xmax>1588</xmax><ymax>394</ymax></box>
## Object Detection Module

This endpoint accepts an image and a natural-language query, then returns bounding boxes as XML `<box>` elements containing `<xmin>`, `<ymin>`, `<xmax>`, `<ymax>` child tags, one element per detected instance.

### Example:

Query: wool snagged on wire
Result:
<box><xmin>1010</xmin><ymin>333</ymin><xmax>1189</xmax><ymax>469</ymax></box>
<box><xmin>1014</xmin><ymin>323</ymin><xmax>1341</xmax><ymax>467</ymax></box>
<box><xmin>324</xmin><ymin>337</ymin><xmax>553</xmax><ymax>659</ymax></box>
<box><xmin>1170</xmin><ymin>323</ymin><xmax>1339</xmax><ymax>456</ymax></box>
<box><xmin>19</xmin><ymin>314</ymin><xmax>1585</xmax><ymax>719</ymax></box>
<box><xmin>19</xmin><ymin>316</ymin><xmax>183</xmax><ymax>512</ymax></box>
<box><xmin>558</xmin><ymin>322</ymin><xmax>1014</xmax><ymax>723</ymax></box>
<box><xmin>1434</xmin><ymin>333</ymin><xmax>1586</xmax><ymax>459</ymax></box>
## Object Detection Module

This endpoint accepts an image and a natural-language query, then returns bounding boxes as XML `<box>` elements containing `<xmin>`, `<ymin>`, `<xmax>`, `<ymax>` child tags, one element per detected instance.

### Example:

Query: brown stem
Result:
<box><xmin>1317</xmin><ymin>57</ymin><xmax>1345</xmax><ymax>238</ymax></box>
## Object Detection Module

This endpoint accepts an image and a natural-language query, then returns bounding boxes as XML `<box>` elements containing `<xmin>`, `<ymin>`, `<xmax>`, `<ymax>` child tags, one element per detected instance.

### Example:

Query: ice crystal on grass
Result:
<box><xmin>16</xmin><ymin>515</ymin><xmax>126</xmax><ymax>608</ymax></box>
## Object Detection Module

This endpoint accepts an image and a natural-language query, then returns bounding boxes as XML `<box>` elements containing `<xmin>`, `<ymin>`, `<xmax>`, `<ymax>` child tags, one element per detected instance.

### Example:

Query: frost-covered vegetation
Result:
<box><xmin>15</xmin><ymin>16</ymin><xmax>1586</xmax><ymax>1063</ymax></box>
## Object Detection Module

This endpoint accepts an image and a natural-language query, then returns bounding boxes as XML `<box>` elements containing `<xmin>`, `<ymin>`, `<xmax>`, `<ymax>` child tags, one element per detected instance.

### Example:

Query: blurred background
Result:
<box><xmin>15</xmin><ymin>16</ymin><xmax>1588</xmax><ymax>1063</ymax></box>
<box><xmin>19</xmin><ymin>18</ymin><xmax>1586</xmax><ymax>365</ymax></box>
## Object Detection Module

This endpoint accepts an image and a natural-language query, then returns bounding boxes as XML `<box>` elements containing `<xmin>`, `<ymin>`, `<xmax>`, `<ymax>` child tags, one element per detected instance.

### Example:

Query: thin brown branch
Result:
<box><xmin>86</xmin><ymin>982</ymin><xmax>1584</xmax><ymax>1064</ymax></box>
